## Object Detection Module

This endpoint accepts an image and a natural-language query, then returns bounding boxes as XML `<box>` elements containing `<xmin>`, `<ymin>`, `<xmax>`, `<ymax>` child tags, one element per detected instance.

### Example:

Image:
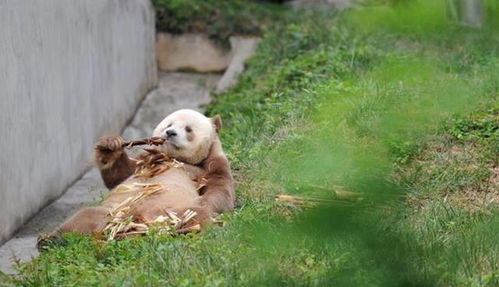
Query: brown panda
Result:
<box><xmin>54</xmin><ymin>109</ymin><xmax>235</xmax><ymax>236</ymax></box>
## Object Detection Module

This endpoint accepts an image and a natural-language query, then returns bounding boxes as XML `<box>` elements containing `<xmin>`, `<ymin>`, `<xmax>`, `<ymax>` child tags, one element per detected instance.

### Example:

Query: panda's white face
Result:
<box><xmin>152</xmin><ymin>109</ymin><xmax>217</xmax><ymax>165</ymax></box>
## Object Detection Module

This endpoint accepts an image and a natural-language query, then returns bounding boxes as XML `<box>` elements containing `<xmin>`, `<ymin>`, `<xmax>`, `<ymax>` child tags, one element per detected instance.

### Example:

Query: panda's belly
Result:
<box><xmin>135</xmin><ymin>167</ymin><xmax>200</xmax><ymax>195</ymax></box>
<box><xmin>103</xmin><ymin>165</ymin><xmax>204</xmax><ymax>221</ymax></box>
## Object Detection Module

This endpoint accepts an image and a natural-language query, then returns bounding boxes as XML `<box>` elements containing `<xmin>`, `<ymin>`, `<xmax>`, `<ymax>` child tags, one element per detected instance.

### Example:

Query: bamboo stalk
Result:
<box><xmin>275</xmin><ymin>195</ymin><xmax>358</xmax><ymax>207</ymax></box>
<box><xmin>122</xmin><ymin>137</ymin><xmax>165</xmax><ymax>148</ymax></box>
<box><xmin>307</xmin><ymin>184</ymin><xmax>362</xmax><ymax>199</ymax></box>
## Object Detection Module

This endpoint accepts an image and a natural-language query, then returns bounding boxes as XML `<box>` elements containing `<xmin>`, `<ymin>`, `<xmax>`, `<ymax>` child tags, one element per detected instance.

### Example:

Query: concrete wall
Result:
<box><xmin>0</xmin><ymin>0</ymin><xmax>157</xmax><ymax>243</ymax></box>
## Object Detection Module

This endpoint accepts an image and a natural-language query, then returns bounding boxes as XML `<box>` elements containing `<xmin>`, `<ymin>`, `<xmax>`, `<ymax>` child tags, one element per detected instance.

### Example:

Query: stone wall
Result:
<box><xmin>0</xmin><ymin>0</ymin><xmax>157</xmax><ymax>243</ymax></box>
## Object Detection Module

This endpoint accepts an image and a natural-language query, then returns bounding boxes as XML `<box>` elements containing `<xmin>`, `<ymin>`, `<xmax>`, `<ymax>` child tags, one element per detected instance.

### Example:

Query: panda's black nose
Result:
<box><xmin>166</xmin><ymin>129</ymin><xmax>177</xmax><ymax>138</ymax></box>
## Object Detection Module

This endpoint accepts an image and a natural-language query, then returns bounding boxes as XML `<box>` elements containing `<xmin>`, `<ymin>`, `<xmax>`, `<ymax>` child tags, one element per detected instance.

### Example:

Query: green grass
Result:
<box><xmin>2</xmin><ymin>1</ymin><xmax>498</xmax><ymax>286</ymax></box>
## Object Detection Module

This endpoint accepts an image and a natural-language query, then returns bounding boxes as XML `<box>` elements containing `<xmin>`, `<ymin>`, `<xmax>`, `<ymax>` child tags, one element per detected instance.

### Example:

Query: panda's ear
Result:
<box><xmin>211</xmin><ymin>115</ymin><xmax>222</xmax><ymax>134</ymax></box>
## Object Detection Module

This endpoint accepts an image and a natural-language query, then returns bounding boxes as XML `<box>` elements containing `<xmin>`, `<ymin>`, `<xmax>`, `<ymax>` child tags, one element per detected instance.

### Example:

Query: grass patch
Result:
<box><xmin>3</xmin><ymin>1</ymin><xmax>498</xmax><ymax>286</ymax></box>
<box><xmin>152</xmin><ymin>0</ymin><xmax>286</xmax><ymax>44</ymax></box>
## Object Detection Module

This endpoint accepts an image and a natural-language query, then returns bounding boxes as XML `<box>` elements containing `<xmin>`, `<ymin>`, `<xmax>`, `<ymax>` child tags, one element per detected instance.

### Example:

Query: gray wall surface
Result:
<box><xmin>0</xmin><ymin>0</ymin><xmax>157</xmax><ymax>243</ymax></box>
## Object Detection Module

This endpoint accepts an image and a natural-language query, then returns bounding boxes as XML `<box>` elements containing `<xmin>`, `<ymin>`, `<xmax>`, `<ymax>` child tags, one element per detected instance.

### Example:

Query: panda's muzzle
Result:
<box><xmin>164</xmin><ymin>129</ymin><xmax>180</xmax><ymax>149</ymax></box>
<box><xmin>165</xmin><ymin>129</ymin><xmax>177</xmax><ymax>138</ymax></box>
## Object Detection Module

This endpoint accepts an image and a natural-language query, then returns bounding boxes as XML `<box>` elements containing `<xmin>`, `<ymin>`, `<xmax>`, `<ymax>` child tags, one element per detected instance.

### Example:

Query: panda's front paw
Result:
<box><xmin>95</xmin><ymin>136</ymin><xmax>124</xmax><ymax>152</ymax></box>
<box><xmin>95</xmin><ymin>136</ymin><xmax>125</xmax><ymax>169</ymax></box>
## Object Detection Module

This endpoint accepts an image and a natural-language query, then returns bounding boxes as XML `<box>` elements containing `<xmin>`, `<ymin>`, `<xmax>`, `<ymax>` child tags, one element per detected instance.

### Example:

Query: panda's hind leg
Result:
<box><xmin>37</xmin><ymin>207</ymin><xmax>110</xmax><ymax>251</ymax></box>
<box><xmin>58</xmin><ymin>207</ymin><xmax>110</xmax><ymax>235</ymax></box>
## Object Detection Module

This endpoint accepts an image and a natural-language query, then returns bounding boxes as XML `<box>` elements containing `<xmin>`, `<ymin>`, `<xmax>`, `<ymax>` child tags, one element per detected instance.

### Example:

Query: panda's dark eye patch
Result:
<box><xmin>185</xmin><ymin>126</ymin><xmax>192</xmax><ymax>133</ymax></box>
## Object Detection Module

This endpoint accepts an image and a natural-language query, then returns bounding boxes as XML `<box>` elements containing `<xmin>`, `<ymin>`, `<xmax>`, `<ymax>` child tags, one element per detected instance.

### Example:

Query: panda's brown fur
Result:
<box><xmin>55</xmin><ymin>110</ymin><xmax>234</xmax><ymax>236</ymax></box>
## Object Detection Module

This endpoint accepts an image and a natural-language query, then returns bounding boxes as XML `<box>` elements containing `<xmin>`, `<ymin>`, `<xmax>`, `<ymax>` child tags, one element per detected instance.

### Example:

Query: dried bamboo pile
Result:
<box><xmin>103</xmin><ymin>140</ymin><xmax>199</xmax><ymax>240</ymax></box>
<box><xmin>104</xmin><ymin>183</ymin><xmax>201</xmax><ymax>240</ymax></box>
<box><xmin>133</xmin><ymin>148</ymin><xmax>184</xmax><ymax>179</ymax></box>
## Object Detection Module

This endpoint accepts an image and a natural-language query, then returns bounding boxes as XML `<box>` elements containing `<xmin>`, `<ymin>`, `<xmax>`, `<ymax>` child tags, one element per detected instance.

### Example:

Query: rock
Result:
<box><xmin>459</xmin><ymin>0</ymin><xmax>483</xmax><ymax>28</ymax></box>
<box><xmin>288</xmin><ymin>0</ymin><xmax>356</xmax><ymax>9</ymax></box>
<box><xmin>216</xmin><ymin>37</ymin><xmax>260</xmax><ymax>93</ymax></box>
<box><xmin>156</xmin><ymin>33</ymin><xmax>232</xmax><ymax>73</ymax></box>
